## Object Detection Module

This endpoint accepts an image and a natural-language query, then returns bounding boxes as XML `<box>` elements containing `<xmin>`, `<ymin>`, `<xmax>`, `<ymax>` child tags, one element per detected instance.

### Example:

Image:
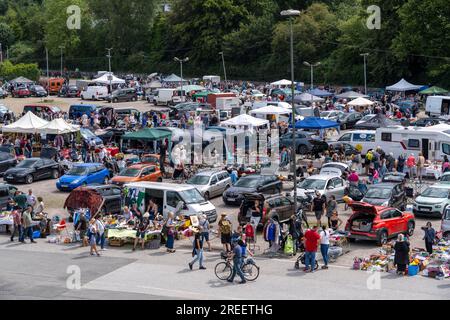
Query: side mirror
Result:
<box><xmin>328</xmin><ymin>186</ymin><xmax>335</xmax><ymax>190</ymax></box>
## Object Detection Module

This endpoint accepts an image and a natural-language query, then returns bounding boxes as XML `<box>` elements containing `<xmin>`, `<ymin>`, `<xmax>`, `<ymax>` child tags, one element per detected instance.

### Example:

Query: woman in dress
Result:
<box><xmin>394</xmin><ymin>234</ymin><xmax>409</xmax><ymax>275</ymax></box>
<box><xmin>165</xmin><ymin>212</ymin><xmax>176</xmax><ymax>253</ymax></box>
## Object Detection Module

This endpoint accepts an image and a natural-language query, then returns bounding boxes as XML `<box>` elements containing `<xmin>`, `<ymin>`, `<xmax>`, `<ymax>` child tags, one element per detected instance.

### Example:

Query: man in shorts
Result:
<box><xmin>133</xmin><ymin>213</ymin><xmax>149</xmax><ymax>251</ymax></box>
<box><xmin>311</xmin><ymin>191</ymin><xmax>326</xmax><ymax>227</ymax></box>
<box><xmin>218</xmin><ymin>213</ymin><xmax>232</xmax><ymax>252</ymax></box>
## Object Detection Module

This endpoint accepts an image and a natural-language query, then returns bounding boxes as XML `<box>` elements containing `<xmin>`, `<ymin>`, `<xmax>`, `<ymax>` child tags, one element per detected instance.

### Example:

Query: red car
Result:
<box><xmin>12</xmin><ymin>86</ymin><xmax>31</xmax><ymax>98</ymax></box>
<box><xmin>345</xmin><ymin>202</ymin><xmax>415</xmax><ymax>246</ymax></box>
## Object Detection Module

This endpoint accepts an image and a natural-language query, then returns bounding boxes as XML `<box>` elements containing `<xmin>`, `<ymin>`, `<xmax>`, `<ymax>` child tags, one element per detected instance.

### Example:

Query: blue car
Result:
<box><xmin>56</xmin><ymin>163</ymin><xmax>111</xmax><ymax>191</ymax></box>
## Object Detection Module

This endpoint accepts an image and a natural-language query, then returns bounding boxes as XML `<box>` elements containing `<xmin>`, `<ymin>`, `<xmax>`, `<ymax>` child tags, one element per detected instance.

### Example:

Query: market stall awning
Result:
<box><xmin>250</xmin><ymin>105</ymin><xmax>291</xmax><ymax>115</ymax></box>
<box><xmin>309</xmin><ymin>88</ymin><xmax>333</xmax><ymax>97</ymax></box>
<box><xmin>92</xmin><ymin>72</ymin><xmax>126</xmax><ymax>85</ymax></box>
<box><xmin>270</xmin><ymin>79</ymin><xmax>294</xmax><ymax>86</ymax></box>
<box><xmin>335</xmin><ymin>91</ymin><xmax>369</xmax><ymax>99</ymax></box>
<box><xmin>419</xmin><ymin>86</ymin><xmax>449</xmax><ymax>95</ymax></box>
<box><xmin>163</xmin><ymin>73</ymin><xmax>188</xmax><ymax>83</ymax></box>
<box><xmin>2</xmin><ymin>111</ymin><xmax>49</xmax><ymax>134</ymax></box>
<box><xmin>221</xmin><ymin>114</ymin><xmax>269</xmax><ymax>128</ymax></box>
<box><xmin>121</xmin><ymin>128</ymin><xmax>172</xmax><ymax>142</ymax></box>
<box><xmin>39</xmin><ymin>118</ymin><xmax>80</xmax><ymax>135</ymax></box>
<box><xmin>386</xmin><ymin>78</ymin><xmax>422</xmax><ymax>91</ymax></box>
<box><xmin>294</xmin><ymin>117</ymin><xmax>339</xmax><ymax>129</ymax></box>
<box><xmin>64</xmin><ymin>187</ymin><xmax>104</xmax><ymax>215</ymax></box>
<box><xmin>347</xmin><ymin>97</ymin><xmax>375</xmax><ymax>106</ymax></box>
<box><xmin>9</xmin><ymin>76</ymin><xmax>34</xmax><ymax>84</ymax></box>
<box><xmin>293</xmin><ymin>93</ymin><xmax>324</xmax><ymax>103</ymax></box>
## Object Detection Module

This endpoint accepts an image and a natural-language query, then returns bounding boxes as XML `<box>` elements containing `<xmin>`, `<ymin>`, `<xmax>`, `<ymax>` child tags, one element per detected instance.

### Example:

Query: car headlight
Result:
<box><xmin>381</xmin><ymin>201</ymin><xmax>389</xmax><ymax>207</ymax></box>
<box><xmin>435</xmin><ymin>205</ymin><xmax>442</xmax><ymax>208</ymax></box>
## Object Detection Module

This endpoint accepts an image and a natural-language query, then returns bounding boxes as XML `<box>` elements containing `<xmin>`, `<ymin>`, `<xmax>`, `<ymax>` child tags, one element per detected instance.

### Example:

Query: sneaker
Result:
<box><xmin>132</xmin><ymin>247</ymin><xmax>136</xmax><ymax>251</ymax></box>
<box><xmin>96</xmin><ymin>253</ymin><xmax>101</xmax><ymax>257</ymax></box>
<box><xmin>31</xmin><ymin>240</ymin><xmax>37</xmax><ymax>243</ymax></box>
<box><xmin>239</xmin><ymin>280</ymin><xmax>247</xmax><ymax>284</ymax></box>
<box><xmin>227</xmin><ymin>279</ymin><xmax>233</xmax><ymax>283</ymax></box>
<box><xmin>199</xmin><ymin>266</ymin><xmax>206</xmax><ymax>270</ymax></box>
<box><xmin>101</xmin><ymin>248</ymin><xmax>107</xmax><ymax>251</ymax></box>
<box><xmin>303</xmin><ymin>268</ymin><xmax>310</xmax><ymax>272</ymax></box>
<box><xmin>10</xmin><ymin>238</ymin><xmax>13</xmax><ymax>242</ymax></box>
<box><xmin>321</xmin><ymin>265</ymin><xmax>328</xmax><ymax>270</ymax></box>
<box><xmin>188</xmin><ymin>263</ymin><xmax>193</xmax><ymax>270</ymax></box>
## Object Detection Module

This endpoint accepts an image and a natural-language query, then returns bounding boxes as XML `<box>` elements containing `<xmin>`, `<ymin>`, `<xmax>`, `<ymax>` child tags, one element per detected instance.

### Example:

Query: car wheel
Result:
<box><xmin>25</xmin><ymin>174</ymin><xmax>34</xmax><ymax>184</ymax></box>
<box><xmin>342</xmin><ymin>123</ymin><xmax>347</xmax><ymax>130</ymax></box>
<box><xmin>407</xmin><ymin>221</ymin><xmax>415</xmax><ymax>236</ymax></box>
<box><xmin>131</xmin><ymin>97</ymin><xmax>137</xmax><ymax>101</ymax></box>
<box><xmin>377</xmin><ymin>230</ymin><xmax>388</xmax><ymax>246</ymax></box>
<box><xmin>81</xmin><ymin>95</ymin><xmax>85</xmax><ymax>100</ymax></box>
<box><xmin>444</xmin><ymin>232</ymin><xmax>450</xmax><ymax>241</ymax></box>
<box><xmin>348</xmin><ymin>237</ymin><xmax>356</xmax><ymax>243</ymax></box>
<box><xmin>92</xmin><ymin>95</ymin><xmax>96</xmax><ymax>100</ymax></box>
<box><xmin>204</xmin><ymin>192</ymin><xmax>210</xmax><ymax>200</ymax></box>
<box><xmin>157</xmin><ymin>177</ymin><xmax>163</xmax><ymax>182</ymax></box>
<box><xmin>297</xmin><ymin>145</ymin><xmax>308</xmax><ymax>155</ymax></box>
<box><xmin>113</xmin><ymin>98</ymin><xmax>118</xmax><ymax>103</ymax></box>
<box><xmin>51</xmin><ymin>169</ymin><xmax>59</xmax><ymax>179</ymax></box>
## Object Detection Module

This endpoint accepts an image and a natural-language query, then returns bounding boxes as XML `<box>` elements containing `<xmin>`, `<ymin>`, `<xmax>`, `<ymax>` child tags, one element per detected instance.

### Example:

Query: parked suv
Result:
<box><xmin>362</xmin><ymin>183</ymin><xmax>406</xmax><ymax>210</ymax></box>
<box><xmin>296</xmin><ymin>174</ymin><xmax>347</xmax><ymax>202</ymax></box>
<box><xmin>187</xmin><ymin>170</ymin><xmax>231</xmax><ymax>200</ymax></box>
<box><xmin>413</xmin><ymin>184</ymin><xmax>450</xmax><ymax>218</ymax></box>
<box><xmin>238</xmin><ymin>193</ymin><xmax>294</xmax><ymax>226</ymax></box>
<box><xmin>280</xmin><ymin>131</ymin><xmax>328</xmax><ymax>155</ymax></box>
<box><xmin>29</xmin><ymin>85</ymin><xmax>48</xmax><ymax>97</ymax></box>
<box><xmin>222</xmin><ymin>174</ymin><xmax>282</xmax><ymax>205</ymax></box>
<box><xmin>345</xmin><ymin>201</ymin><xmax>415</xmax><ymax>246</ymax></box>
<box><xmin>106</xmin><ymin>88</ymin><xmax>138</xmax><ymax>103</ymax></box>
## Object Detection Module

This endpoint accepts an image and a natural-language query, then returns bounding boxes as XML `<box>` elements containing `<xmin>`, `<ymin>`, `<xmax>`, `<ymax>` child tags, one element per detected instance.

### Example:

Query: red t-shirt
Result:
<box><xmin>304</xmin><ymin>229</ymin><xmax>320</xmax><ymax>252</ymax></box>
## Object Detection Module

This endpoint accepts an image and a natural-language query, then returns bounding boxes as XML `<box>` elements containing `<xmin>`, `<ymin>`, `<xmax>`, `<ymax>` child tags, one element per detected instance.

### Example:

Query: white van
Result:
<box><xmin>336</xmin><ymin>130</ymin><xmax>376</xmax><ymax>155</ymax></box>
<box><xmin>425</xmin><ymin>95</ymin><xmax>450</xmax><ymax>118</ymax></box>
<box><xmin>80</xmin><ymin>85</ymin><xmax>109</xmax><ymax>100</ymax></box>
<box><xmin>154</xmin><ymin>88</ymin><xmax>177</xmax><ymax>106</ymax></box>
<box><xmin>125</xmin><ymin>182</ymin><xmax>217</xmax><ymax>222</ymax></box>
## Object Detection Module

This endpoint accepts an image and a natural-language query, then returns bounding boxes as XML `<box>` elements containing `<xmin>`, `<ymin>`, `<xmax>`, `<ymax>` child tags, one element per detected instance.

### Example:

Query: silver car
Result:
<box><xmin>442</xmin><ymin>207</ymin><xmax>450</xmax><ymax>240</ymax></box>
<box><xmin>187</xmin><ymin>170</ymin><xmax>232</xmax><ymax>200</ymax></box>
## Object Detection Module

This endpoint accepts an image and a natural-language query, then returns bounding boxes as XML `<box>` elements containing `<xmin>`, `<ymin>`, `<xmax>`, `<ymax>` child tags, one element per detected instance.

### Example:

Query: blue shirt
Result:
<box><xmin>233</xmin><ymin>244</ymin><xmax>242</xmax><ymax>261</ymax></box>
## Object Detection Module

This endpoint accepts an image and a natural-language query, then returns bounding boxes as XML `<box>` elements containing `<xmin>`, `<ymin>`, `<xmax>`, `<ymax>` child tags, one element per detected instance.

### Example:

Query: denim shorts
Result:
<box><xmin>201</xmin><ymin>232</ymin><xmax>209</xmax><ymax>242</ymax></box>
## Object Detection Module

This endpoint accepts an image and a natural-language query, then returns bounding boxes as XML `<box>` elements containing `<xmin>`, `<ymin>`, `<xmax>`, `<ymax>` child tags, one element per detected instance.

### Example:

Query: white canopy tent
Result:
<box><xmin>335</xmin><ymin>91</ymin><xmax>369</xmax><ymax>99</ymax></box>
<box><xmin>294</xmin><ymin>93</ymin><xmax>324</xmax><ymax>103</ymax></box>
<box><xmin>175</xmin><ymin>85</ymin><xmax>206</xmax><ymax>92</ymax></box>
<box><xmin>250</xmin><ymin>105</ymin><xmax>291</xmax><ymax>115</ymax></box>
<box><xmin>221</xmin><ymin>114</ymin><xmax>269</xmax><ymax>130</ymax></box>
<box><xmin>92</xmin><ymin>73</ymin><xmax>126</xmax><ymax>85</ymax></box>
<box><xmin>386</xmin><ymin>79</ymin><xmax>422</xmax><ymax>92</ymax></box>
<box><xmin>40</xmin><ymin>118</ymin><xmax>80</xmax><ymax>135</ymax></box>
<box><xmin>270</xmin><ymin>79</ymin><xmax>295</xmax><ymax>87</ymax></box>
<box><xmin>2</xmin><ymin>111</ymin><xmax>49</xmax><ymax>134</ymax></box>
<box><xmin>347</xmin><ymin>97</ymin><xmax>375</xmax><ymax>106</ymax></box>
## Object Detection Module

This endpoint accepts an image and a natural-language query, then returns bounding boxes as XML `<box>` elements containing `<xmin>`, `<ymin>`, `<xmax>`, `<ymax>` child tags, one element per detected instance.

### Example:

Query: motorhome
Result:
<box><xmin>124</xmin><ymin>182</ymin><xmax>217</xmax><ymax>222</ymax></box>
<box><xmin>425</xmin><ymin>95</ymin><xmax>450</xmax><ymax>118</ymax></box>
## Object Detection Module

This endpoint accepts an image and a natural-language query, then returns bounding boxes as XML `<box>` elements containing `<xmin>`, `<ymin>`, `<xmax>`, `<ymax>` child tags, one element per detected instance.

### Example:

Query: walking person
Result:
<box><xmin>75</xmin><ymin>211</ymin><xmax>88</xmax><ymax>247</ymax></box>
<box><xmin>303</xmin><ymin>225</ymin><xmax>320</xmax><ymax>273</ymax></box>
<box><xmin>218</xmin><ymin>213</ymin><xmax>232</xmax><ymax>253</ymax></box>
<box><xmin>289</xmin><ymin>215</ymin><xmax>303</xmax><ymax>255</ymax></box>
<box><xmin>10</xmin><ymin>208</ymin><xmax>23</xmax><ymax>242</ymax></box>
<box><xmin>21</xmin><ymin>206</ymin><xmax>36</xmax><ymax>243</ymax></box>
<box><xmin>165</xmin><ymin>212</ymin><xmax>176</xmax><ymax>253</ymax></box>
<box><xmin>250</xmin><ymin>200</ymin><xmax>262</xmax><ymax>232</ymax></box>
<box><xmin>394</xmin><ymin>234</ymin><xmax>410</xmax><ymax>275</ymax></box>
<box><xmin>320</xmin><ymin>226</ymin><xmax>330</xmax><ymax>270</ymax></box>
<box><xmin>199</xmin><ymin>214</ymin><xmax>211</xmax><ymax>252</ymax></box>
<box><xmin>227</xmin><ymin>239</ymin><xmax>246</xmax><ymax>284</ymax></box>
<box><xmin>95</xmin><ymin>217</ymin><xmax>106</xmax><ymax>251</ymax></box>
<box><xmin>326</xmin><ymin>196</ymin><xmax>337</xmax><ymax>229</ymax></box>
<box><xmin>406</xmin><ymin>153</ymin><xmax>416</xmax><ymax>180</ymax></box>
<box><xmin>417</xmin><ymin>152</ymin><xmax>426</xmax><ymax>183</ymax></box>
<box><xmin>311</xmin><ymin>191</ymin><xmax>326</xmax><ymax>227</ymax></box>
<box><xmin>133</xmin><ymin>213</ymin><xmax>149</xmax><ymax>251</ymax></box>
<box><xmin>88</xmin><ymin>219</ymin><xmax>100</xmax><ymax>256</ymax></box>
<box><xmin>189</xmin><ymin>227</ymin><xmax>206</xmax><ymax>270</ymax></box>
<box><xmin>422</xmin><ymin>222</ymin><xmax>436</xmax><ymax>255</ymax></box>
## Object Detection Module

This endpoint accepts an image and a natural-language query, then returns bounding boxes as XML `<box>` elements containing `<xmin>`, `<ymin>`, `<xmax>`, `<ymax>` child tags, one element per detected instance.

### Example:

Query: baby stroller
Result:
<box><xmin>294</xmin><ymin>242</ymin><xmax>319</xmax><ymax>270</ymax></box>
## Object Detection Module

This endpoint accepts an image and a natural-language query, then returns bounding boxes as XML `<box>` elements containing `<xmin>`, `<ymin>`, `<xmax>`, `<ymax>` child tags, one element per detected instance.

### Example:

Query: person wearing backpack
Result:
<box><xmin>218</xmin><ymin>213</ymin><xmax>232</xmax><ymax>252</ymax></box>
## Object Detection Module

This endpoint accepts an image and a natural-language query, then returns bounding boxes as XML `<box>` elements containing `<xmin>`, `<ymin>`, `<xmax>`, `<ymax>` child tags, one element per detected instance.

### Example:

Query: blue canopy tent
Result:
<box><xmin>294</xmin><ymin>117</ymin><xmax>339</xmax><ymax>129</ymax></box>
<box><xmin>309</xmin><ymin>88</ymin><xmax>333</xmax><ymax>97</ymax></box>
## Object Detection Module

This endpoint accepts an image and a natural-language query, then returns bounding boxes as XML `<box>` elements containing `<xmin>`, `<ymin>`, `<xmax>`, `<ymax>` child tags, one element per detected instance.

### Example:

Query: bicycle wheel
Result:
<box><xmin>242</xmin><ymin>262</ymin><xmax>260</xmax><ymax>281</ymax></box>
<box><xmin>214</xmin><ymin>262</ymin><xmax>232</xmax><ymax>281</ymax></box>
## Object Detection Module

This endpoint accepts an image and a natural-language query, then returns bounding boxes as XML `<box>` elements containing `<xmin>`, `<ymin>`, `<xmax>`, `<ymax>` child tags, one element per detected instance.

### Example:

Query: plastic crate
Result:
<box><xmin>408</xmin><ymin>265</ymin><xmax>419</xmax><ymax>276</ymax></box>
<box><xmin>33</xmin><ymin>230</ymin><xmax>41</xmax><ymax>239</ymax></box>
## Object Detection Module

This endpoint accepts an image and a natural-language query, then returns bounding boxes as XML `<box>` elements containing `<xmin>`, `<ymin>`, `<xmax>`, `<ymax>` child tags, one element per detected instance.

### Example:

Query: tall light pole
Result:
<box><xmin>360</xmin><ymin>53</ymin><xmax>369</xmax><ymax>95</ymax></box>
<box><xmin>303</xmin><ymin>61</ymin><xmax>321</xmax><ymax>105</ymax></box>
<box><xmin>58</xmin><ymin>45</ymin><xmax>65</xmax><ymax>77</ymax></box>
<box><xmin>174</xmin><ymin>57</ymin><xmax>189</xmax><ymax>102</ymax></box>
<box><xmin>281</xmin><ymin>9</ymin><xmax>301</xmax><ymax>215</ymax></box>
<box><xmin>0</xmin><ymin>43</ymin><xmax>3</xmax><ymax>63</ymax></box>
<box><xmin>106</xmin><ymin>48</ymin><xmax>113</xmax><ymax>97</ymax></box>
<box><xmin>219</xmin><ymin>52</ymin><xmax>228</xmax><ymax>91</ymax></box>
<box><xmin>45</xmin><ymin>47</ymin><xmax>49</xmax><ymax>78</ymax></box>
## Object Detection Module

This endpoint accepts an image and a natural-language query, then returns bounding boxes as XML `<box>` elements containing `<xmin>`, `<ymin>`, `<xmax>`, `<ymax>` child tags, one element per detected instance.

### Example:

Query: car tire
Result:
<box><xmin>92</xmin><ymin>95</ymin><xmax>96</xmax><ymax>100</ymax></box>
<box><xmin>157</xmin><ymin>177</ymin><xmax>163</xmax><ymax>182</ymax></box>
<box><xmin>51</xmin><ymin>169</ymin><xmax>59</xmax><ymax>179</ymax></box>
<box><xmin>131</xmin><ymin>97</ymin><xmax>137</xmax><ymax>102</ymax></box>
<box><xmin>297</xmin><ymin>145</ymin><xmax>308</xmax><ymax>155</ymax></box>
<box><xmin>377</xmin><ymin>230</ymin><xmax>388</xmax><ymax>246</ymax></box>
<box><xmin>444</xmin><ymin>232</ymin><xmax>450</xmax><ymax>241</ymax></box>
<box><xmin>81</xmin><ymin>95</ymin><xmax>85</xmax><ymax>100</ymax></box>
<box><xmin>348</xmin><ymin>237</ymin><xmax>356</xmax><ymax>243</ymax></box>
<box><xmin>407</xmin><ymin>221</ymin><xmax>415</xmax><ymax>236</ymax></box>
<box><xmin>25</xmin><ymin>174</ymin><xmax>34</xmax><ymax>184</ymax></box>
<box><xmin>342</xmin><ymin>123</ymin><xmax>347</xmax><ymax>130</ymax></box>
<box><xmin>113</xmin><ymin>98</ymin><xmax>118</xmax><ymax>103</ymax></box>
<box><xmin>204</xmin><ymin>192</ymin><xmax>210</xmax><ymax>200</ymax></box>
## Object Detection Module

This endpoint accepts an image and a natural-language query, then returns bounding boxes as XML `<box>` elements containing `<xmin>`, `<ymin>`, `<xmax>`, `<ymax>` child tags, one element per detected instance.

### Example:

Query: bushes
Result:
<box><xmin>0</xmin><ymin>60</ymin><xmax>40</xmax><ymax>81</ymax></box>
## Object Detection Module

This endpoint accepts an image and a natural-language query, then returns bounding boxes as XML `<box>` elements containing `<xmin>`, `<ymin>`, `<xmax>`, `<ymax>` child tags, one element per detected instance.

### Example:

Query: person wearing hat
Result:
<box><xmin>133</xmin><ymin>212</ymin><xmax>149</xmax><ymax>251</ymax></box>
<box><xmin>188</xmin><ymin>227</ymin><xmax>206</xmax><ymax>270</ymax></box>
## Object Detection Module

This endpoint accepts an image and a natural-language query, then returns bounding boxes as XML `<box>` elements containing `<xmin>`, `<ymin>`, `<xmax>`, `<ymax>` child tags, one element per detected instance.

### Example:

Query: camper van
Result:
<box><xmin>425</xmin><ymin>95</ymin><xmax>450</xmax><ymax>118</ymax></box>
<box><xmin>47</xmin><ymin>78</ymin><xmax>65</xmax><ymax>95</ymax></box>
<box><xmin>80</xmin><ymin>84</ymin><xmax>109</xmax><ymax>100</ymax></box>
<box><xmin>337</xmin><ymin>130</ymin><xmax>377</xmax><ymax>155</ymax></box>
<box><xmin>124</xmin><ymin>182</ymin><xmax>217</xmax><ymax>222</ymax></box>
<box><xmin>373</xmin><ymin>124</ymin><xmax>450</xmax><ymax>161</ymax></box>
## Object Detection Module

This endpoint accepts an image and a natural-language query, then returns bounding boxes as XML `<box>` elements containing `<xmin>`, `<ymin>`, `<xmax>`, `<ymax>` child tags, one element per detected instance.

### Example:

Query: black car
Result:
<box><xmin>362</xmin><ymin>182</ymin><xmax>406</xmax><ymax>210</ymax></box>
<box><xmin>0</xmin><ymin>183</ymin><xmax>18</xmax><ymax>210</ymax></box>
<box><xmin>169</xmin><ymin>102</ymin><xmax>212</xmax><ymax>119</ymax></box>
<box><xmin>412</xmin><ymin>118</ymin><xmax>441</xmax><ymax>127</ymax></box>
<box><xmin>29</xmin><ymin>85</ymin><xmax>48</xmax><ymax>97</ymax></box>
<box><xmin>58</xmin><ymin>85</ymin><xmax>79</xmax><ymax>98</ymax></box>
<box><xmin>328</xmin><ymin>142</ymin><xmax>360</xmax><ymax>156</ymax></box>
<box><xmin>0</xmin><ymin>152</ymin><xmax>17</xmax><ymax>176</ymax></box>
<box><xmin>222</xmin><ymin>174</ymin><xmax>282</xmax><ymax>205</ymax></box>
<box><xmin>280</xmin><ymin>131</ymin><xmax>328</xmax><ymax>155</ymax></box>
<box><xmin>3</xmin><ymin>158</ymin><xmax>61</xmax><ymax>184</ymax></box>
<box><xmin>106</xmin><ymin>88</ymin><xmax>138</xmax><ymax>103</ymax></box>
<box><xmin>337</xmin><ymin>112</ymin><xmax>363</xmax><ymax>130</ymax></box>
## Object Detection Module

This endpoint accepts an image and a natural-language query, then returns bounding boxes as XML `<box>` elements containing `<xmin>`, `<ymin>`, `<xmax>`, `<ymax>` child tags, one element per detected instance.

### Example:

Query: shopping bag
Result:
<box><xmin>284</xmin><ymin>235</ymin><xmax>294</xmax><ymax>255</ymax></box>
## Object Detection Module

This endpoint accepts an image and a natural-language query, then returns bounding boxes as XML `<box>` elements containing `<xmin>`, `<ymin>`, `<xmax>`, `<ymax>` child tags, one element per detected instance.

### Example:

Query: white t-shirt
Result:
<box><xmin>320</xmin><ymin>229</ymin><xmax>330</xmax><ymax>245</ymax></box>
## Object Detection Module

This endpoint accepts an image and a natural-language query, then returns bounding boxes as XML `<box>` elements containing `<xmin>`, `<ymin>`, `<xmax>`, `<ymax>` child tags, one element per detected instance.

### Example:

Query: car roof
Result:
<box><xmin>128</xmin><ymin>164</ymin><xmax>156</xmax><ymax>169</ymax></box>
<box><xmin>427</xmin><ymin>184</ymin><xmax>450</xmax><ymax>189</ymax></box>
<box><xmin>305</xmin><ymin>174</ymin><xmax>337</xmax><ymax>181</ymax></box>
<box><xmin>368</xmin><ymin>183</ymin><xmax>398</xmax><ymax>189</ymax></box>
<box><xmin>73</xmin><ymin>163</ymin><xmax>103</xmax><ymax>167</ymax></box>
<box><xmin>195</xmin><ymin>170</ymin><xmax>226</xmax><ymax>176</ymax></box>
<box><xmin>125</xmin><ymin>181</ymin><xmax>197</xmax><ymax>191</ymax></box>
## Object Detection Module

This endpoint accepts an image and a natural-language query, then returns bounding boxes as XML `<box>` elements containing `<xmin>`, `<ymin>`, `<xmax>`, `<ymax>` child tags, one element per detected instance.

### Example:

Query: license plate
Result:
<box><xmin>227</xmin><ymin>198</ymin><xmax>235</xmax><ymax>202</ymax></box>
<box><xmin>61</xmin><ymin>185</ymin><xmax>68</xmax><ymax>188</ymax></box>
<box><xmin>419</xmin><ymin>207</ymin><xmax>431</xmax><ymax>211</ymax></box>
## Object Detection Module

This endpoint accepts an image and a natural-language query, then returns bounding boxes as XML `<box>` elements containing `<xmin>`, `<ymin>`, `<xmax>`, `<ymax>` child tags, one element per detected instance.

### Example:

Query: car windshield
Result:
<box><xmin>119</xmin><ymin>168</ymin><xmax>141</xmax><ymax>177</ymax></box>
<box><xmin>142</xmin><ymin>156</ymin><xmax>159</xmax><ymax>163</ymax></box>
<box><xmin>17</xmin><ymin>159</ymin><xmax>37</xmax><ymax>168</ymax></box>
<box><xmin>50</xmin><ymin>106</ymin><xmax>61</xmax><ymax>112</ymax></box>
<box><xmin>0</xmin><ymin>146</ymin><xmax>11</xmax><ymax>153</ymax></box>
<box><xmin>365</xmin><ymin>188</ymin><xmax>392</xmax><ymax>199</ymax></box>
<box><xmin>67</xmin><ymin>167</ymin><xmax>89</xmax><ymax>176</ymax></box>
<box><xmin>187</xmin><ymin>175</ymin><xmax>210</xmax><ymax>185</ymax></box>
<box><xmin>180</xmin><ymin>189</ymin><xmax>206</xmax><ymax>204</ymax></box>
<box><xmin>234</xmin><ymin>177</ymin><xmax>262</xmax><ymax>188</ymax></box>
<box><xmin>0</xmin><ymin>153</ymin><xmax>10</xmax><ymax>161</ymax></box>
<box><xmin>320</xmin><ymin>111</ymin><xmax>331</xmax><ymax>117</ymax></box>
<box><xmin>298</xmin><ymin>179</ymin><xmax>326</xmax><ymax>190</ymax></box>
<box><xmin>360</xmin><ymin>115</ymin><xmax>374</xmax><ymax>121</ymax></box>
<box><xmin>440</xmin><ymin>174</ymin><xmax>450</xmax><ymax>182</ymax></box>
<box><xmin>35</xmin><ymin>86</ymin><xmax>45</xmax><ymax>91</ymax></box>
<box><xmin>421</xmin><ymin>187</ymin><xmax>449</xmax><ymax>198</ymax></box>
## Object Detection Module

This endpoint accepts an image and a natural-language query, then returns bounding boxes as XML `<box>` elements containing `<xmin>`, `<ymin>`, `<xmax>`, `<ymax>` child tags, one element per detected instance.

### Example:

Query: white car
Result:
<box><xmin>320</xmin><ymin>111</ymin><xmax>344</xmax><ymax>122</ymax></box>
<box><xmin>413</xmin><ymin>184</ymin><xmax>450</xmax><ymax>218</ymax></box>
<box><xmin>356</xmin><ymin>114</ymin><xmax>376</xmax><ymax>126</ymax></box>
<box><xmin>296</xmin><ymin>174</ymin><xmax>347</xmax><ymax>202</ymax></box>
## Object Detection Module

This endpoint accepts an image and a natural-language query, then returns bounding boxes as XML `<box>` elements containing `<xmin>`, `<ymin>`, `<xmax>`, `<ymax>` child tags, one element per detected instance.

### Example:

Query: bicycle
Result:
<box><xmin>214</xmin><ymin>254</ymin><xmax>260</xmax><ymax>282</ymax></box>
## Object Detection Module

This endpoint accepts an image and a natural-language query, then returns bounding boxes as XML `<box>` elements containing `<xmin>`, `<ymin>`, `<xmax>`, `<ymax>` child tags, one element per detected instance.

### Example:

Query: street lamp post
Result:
<box><xmin>281</xmin><ymin>9</ymin><xmax>301</xmax><ymax>215</ymax></box>
<box><xmin>59</xmin><ymin>46</ymin><xmax>65</xmax><ymax>77</ymax></box>
<box><xmin>303</xmin><ymin>61</ymin><xmax>321</xmax><ymax>105</ymax></box>
<box><xmin>174</xmin><ymin>57</ymin><xmax>189</xmax><ymax>102</ymax></box>
<box><xmin>106</xmin><ymin>48</ymin><xmax>113</xmax><ymax>99</ymax></box>
<box><xmin>360</xmin><ymin>53</ymin><xmax>369</xmax><ymax>95</ymax></box>
<box><xmin>219</xmin><ymin>52</ymin><xmax>228</xmax><ymax>91</ymax></box>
